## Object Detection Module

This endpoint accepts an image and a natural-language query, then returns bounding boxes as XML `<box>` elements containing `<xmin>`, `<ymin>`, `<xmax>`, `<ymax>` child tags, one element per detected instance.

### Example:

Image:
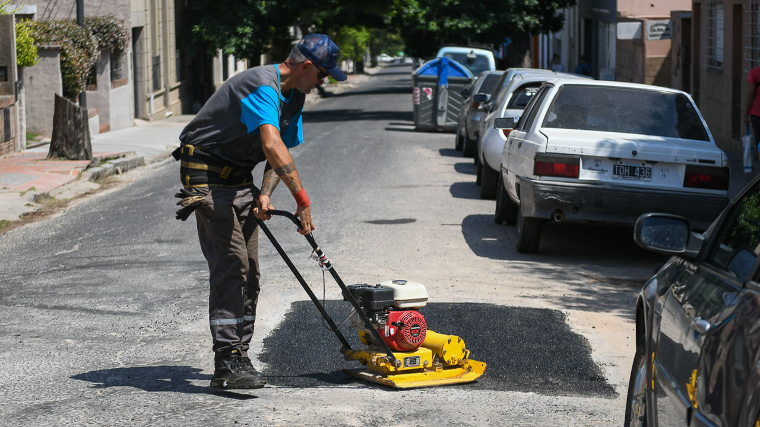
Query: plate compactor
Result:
<box><xmin>257</xmin><ymin>211</ymin><xmax>486</xmax><ymax>389</ymax></box>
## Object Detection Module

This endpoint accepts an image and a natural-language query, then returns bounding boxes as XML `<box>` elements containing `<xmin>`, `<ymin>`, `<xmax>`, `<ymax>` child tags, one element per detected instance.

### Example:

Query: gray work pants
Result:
<box><xmin>194</xmin><ymin>185</ymin><xmax>261</xmax><ymax>356</ymax></box>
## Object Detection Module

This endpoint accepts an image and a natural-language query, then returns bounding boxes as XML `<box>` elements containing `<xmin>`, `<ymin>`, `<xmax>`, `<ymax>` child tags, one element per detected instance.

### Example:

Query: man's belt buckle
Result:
<box><xmin>220</xmin><ymin>166</ymin><xmax>232</xmax><ymax>179</ymax></box>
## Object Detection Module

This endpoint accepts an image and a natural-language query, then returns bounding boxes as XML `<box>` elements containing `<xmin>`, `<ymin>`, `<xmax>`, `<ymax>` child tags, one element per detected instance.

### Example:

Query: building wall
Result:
<box><xmin>618</xmin><ymin>0</ymin><xmax>692</xmax><ymax>17</ymax></box>
<box><xmin>24</xmin><ymin>46</ymin><xmax>63</xmax><ymax>138</ymax></box>
<box><xmin>0</xmin><ymin>97</ymin><xmax>17</xmax><ymax>155</ymax></box>
<box><xmin>691</xmin><ymin>0</ymin><xmax>747</xmax><ymax>155</ymax></box>
<box><xmin>35</xmin><ymin>0</ymin><xmax>131</xmax><ymax>25</ymax></box>
<box><xmin>131</xmin><ymin>0</ymin><xmax>191</xmax><ymax>120</ymax></box>
<box><xmin>0</xmin><ymin>14</ymin><xmax>18</xmax><ymax>153</ymax></box>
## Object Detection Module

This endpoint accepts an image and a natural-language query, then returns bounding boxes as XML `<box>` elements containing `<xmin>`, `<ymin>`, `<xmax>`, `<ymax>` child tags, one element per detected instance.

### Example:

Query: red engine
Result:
<box><xmin>377</xmin><ymin>310</ymin><xmax>427</xmax><ymax>351</ymax></box>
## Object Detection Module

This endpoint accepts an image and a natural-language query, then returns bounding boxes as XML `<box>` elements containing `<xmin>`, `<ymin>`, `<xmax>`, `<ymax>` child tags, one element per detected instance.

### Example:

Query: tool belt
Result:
<box><xmin>173</xmin><ymin>144</ymin><xmax>253</xmax><ymax>189</ymax></box>
<box><xmin>172</xmin><ymin>144</ymin><xmax>253</xmax><ymax>221</ymax></box>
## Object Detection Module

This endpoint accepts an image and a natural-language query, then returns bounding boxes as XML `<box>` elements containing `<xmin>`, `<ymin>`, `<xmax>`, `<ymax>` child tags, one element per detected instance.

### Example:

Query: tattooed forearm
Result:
<box><xmin>274</xmin><ymin>162</ymin><xmax>296</xmax><ymax>176</ymax></box>
<box><xmin>260</xmin><ymin>167</ymin><xmax>280</xmax><ymax>196</ymax></box>
<box><xmin>273</xmin><ymin>161</ymin><xmax>302</xmax><ymax>193</ymax></box>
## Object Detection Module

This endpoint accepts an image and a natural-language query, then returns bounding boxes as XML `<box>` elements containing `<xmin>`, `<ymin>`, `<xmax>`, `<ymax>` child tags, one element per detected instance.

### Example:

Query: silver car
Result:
<box><xmin>476</xmin><ymin>72</ymin><xmax>591</xmax><ymax>199</ymax></box>
<box><xmin>455</xmin><ymin>70</ymin><xmax>504</xmax><ymax>155</ymax></box>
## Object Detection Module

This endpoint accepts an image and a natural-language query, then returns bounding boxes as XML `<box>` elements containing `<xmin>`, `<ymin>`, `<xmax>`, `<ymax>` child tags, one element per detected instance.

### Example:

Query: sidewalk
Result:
<box><xmin>0</xmin><ymin>69</ymin><xmax>381</xmax><ymax>222</ymax></box>
<box><xmin>0</xmin><ymin>118</ymin><xmax>187</xmax><ymax>221</ymax></box>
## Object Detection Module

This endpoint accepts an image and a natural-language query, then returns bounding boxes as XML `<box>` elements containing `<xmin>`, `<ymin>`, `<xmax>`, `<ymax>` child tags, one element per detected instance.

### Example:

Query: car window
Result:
<box><xmin>478</xmin><ymin>73</ymin><xmax>503</xmax><ymax>95</ymax></box>
<box><xmin>506</xmin><ymin>83</ymin><xmax>543</xmax><ymax>110</ymax></box>
<box><xmin>709</xmin><ymin>182</ymin><xmax>760</xmax><ymax>281</ymax></box>
<box><xmin>442</xmin><ymin>53</ymin><xmax>491</xmax><ymax>75</ymax></box>
<box><xmin>516</xmin><ymin>85</ymin><xmax>551</xmax><ymax>131</ymax></box>
<box><xmin>542</xmin><ymin>85</ymin><xmax>710</xmax><ymax>141</ymax></box>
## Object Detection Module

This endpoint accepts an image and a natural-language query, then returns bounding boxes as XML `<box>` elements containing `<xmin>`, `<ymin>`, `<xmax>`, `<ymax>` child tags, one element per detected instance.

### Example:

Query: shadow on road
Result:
<box><xmin>303</xmin><ymin>109</ymin><xmax>412</xmax><ymax>123</ymax></box>
<box><xmin>454</xmin><ymin>162</ymin><xmax>476</xmax><ymax>175</ymax></box>
<box><xmin>71</xmin><ymin>366</ymin><xmax>256</xmax><ymax>400</ymax></box>
<box><xmin>329</xmin><ymin>86</ymin><xmax>411</xmax><ymax>97</ymax></box>
<box><xmin>460</xmin><ymin>213</ymin><xmax>663</xmax><ymax>314</ymax></box>
<box><xmin>439</xmin><ymin>148</ymin><xmax>462</xmax><ymax>157</ymax></box>
<box><xmin>450</xmin><ymin>181</ymin><xmax>482</xmax><ymax>199</ymax></box>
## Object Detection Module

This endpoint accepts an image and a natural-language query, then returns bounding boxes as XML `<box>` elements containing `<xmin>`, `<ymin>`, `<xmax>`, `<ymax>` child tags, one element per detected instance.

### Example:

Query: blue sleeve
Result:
<box><xmin>240</xmin><ymin>86</ymin><xmax>280</xmax><ymax>134</ymax></box>
<box><xmin>281</xmin><ymin>110</ymin><xmax>303</xmax><ymax>148</ymax></box>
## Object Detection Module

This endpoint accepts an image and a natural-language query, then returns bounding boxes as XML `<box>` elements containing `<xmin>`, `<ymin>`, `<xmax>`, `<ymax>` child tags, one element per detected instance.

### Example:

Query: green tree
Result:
<box><xmin>182</xmin><ymin>0</ymin><xmax>270</xmax><ymax>64</ymax></box>
<box><xmin>394</xmin><ymin>0</ymin><xmax>575</xmax><ymax>64</ymax></box>
<box><xmin>15</xmin><ymin>19</ymin><xmax>38</xmax><ymax>68</ymax></box>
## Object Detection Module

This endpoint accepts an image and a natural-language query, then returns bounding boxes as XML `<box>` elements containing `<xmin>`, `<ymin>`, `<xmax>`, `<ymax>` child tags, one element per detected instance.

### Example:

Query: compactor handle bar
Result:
<box><xmin>255</xmin><ymin>209</ymin><xmax>399</xmax><ymax>365</ymax></box>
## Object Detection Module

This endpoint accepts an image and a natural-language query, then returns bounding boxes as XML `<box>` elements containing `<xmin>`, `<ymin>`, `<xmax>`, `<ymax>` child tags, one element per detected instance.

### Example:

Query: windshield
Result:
<box><xmin>442</xmin><ymin>52</ymin><xmax>491</xmax><ymax>76</ymax></box>
<box><xmin>478</xmin><ymin>73</ymin><xmax>502</xmax><ymax>95</ymax></box>
<box><xmin>506</xmin><ymin>83</ymin><xmax>543</xmax><ymax>110</ymax></box>
<box><xmin>542</xmin><ymin>85</ymin><xmax>710</xmax><ymax>141</ymax></box>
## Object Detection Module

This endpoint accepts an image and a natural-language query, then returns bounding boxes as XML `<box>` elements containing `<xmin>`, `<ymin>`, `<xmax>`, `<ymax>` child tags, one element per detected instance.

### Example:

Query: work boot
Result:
<box><xmin>210</xmin><ymin>349</ymin><xmax>267</xmax><ymax>390</ymax></box>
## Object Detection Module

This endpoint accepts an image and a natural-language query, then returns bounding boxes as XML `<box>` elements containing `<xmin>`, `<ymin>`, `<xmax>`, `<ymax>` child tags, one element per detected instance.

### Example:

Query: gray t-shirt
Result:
<box><xmin>179</xmin><ymin>64</ymin><xmax>305</xmax><ymax>168</ymax></box>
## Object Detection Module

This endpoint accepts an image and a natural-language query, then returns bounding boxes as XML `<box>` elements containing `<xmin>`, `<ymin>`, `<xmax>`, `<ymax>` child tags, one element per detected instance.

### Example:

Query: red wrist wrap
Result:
<box><xmin>294</xmin><ymin>188</ymin><xmax>310</xmax><ymax>207</ymax></box>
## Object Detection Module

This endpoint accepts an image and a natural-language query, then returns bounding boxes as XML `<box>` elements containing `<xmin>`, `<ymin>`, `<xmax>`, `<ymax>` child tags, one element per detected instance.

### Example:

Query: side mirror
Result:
<box><xmin>473</xmin><ymin>93</ymin><xmax>491</xmax><ymax>103</ymax></box>
<box><xmin>634</xmin><ymin>214</ymin><xmax>696</xmax><ymax>256</ymax></box>
<box><xmin>494</xmin><ymin>117</ymin><xmax>516</xmax><ymax>129</ymax></box>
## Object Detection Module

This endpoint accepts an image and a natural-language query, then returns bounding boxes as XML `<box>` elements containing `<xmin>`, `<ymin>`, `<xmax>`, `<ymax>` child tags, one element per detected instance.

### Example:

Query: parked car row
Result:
<box><xmin>455</xmin><ymin>68</ymin><xmax>730</xmax><ymax>254</ymax></box>
<box><xmin>448</xmin><ymin>65</ymin><xmax>760</xmax><ymax>427</ymax></box>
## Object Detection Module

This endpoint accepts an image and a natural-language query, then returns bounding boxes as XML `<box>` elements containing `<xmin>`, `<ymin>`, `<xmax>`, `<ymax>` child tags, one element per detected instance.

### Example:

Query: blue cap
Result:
<box><xmin>297</xmin><ymin>34</ymin><xmax>347</xmax><ymax>82</ymax></box>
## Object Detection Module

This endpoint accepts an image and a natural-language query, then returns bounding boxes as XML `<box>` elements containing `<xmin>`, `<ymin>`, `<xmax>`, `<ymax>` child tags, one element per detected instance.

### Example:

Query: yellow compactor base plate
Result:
<box><xmin>342</xmin><ymin>359</ymin><xmax>487</xmax><ymax>389</ymax></box>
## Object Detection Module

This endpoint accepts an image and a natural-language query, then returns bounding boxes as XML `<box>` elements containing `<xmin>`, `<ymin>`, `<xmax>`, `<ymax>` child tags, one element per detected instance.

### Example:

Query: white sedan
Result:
<box><xmin>477</xmin><ymin>72</ymin><xmax>590</xmax><ymax>199</ymax></box>
<box><xmin>494</xmin><ymin>80</ymin><xmax>730</xmax><ymax>253</ymax></box>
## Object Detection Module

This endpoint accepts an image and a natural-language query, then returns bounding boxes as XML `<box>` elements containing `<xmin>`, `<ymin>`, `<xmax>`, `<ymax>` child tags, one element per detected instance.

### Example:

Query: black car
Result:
<box><xmin>626</xmin><ymin>174</ymin><xmax>760</xmax><ymax>426</ymax></box>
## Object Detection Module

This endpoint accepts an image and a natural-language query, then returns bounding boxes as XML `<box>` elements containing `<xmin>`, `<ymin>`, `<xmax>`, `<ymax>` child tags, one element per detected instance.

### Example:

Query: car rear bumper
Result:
<box><xmin>517</xmin><ymin>177</ymin><xmax>728</xmax><ymax>229</ymax></box>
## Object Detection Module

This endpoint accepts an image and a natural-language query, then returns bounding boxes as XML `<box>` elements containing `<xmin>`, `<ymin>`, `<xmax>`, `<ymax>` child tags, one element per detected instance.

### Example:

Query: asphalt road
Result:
<box><xmin>0</xmin><ymin>64</ymin><xmax>664</xmax><ymax>426</ymax></box>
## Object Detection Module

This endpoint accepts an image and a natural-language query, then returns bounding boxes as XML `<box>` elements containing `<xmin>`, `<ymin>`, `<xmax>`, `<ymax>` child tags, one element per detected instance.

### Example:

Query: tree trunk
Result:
<box><xmin>48</xmin><ymin>94</ymin><xmax>92</xmax><ymax>160</ymax></box>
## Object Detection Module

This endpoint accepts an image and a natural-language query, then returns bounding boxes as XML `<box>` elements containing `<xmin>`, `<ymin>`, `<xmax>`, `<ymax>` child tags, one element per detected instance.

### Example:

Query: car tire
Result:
<box><xmin>474</xmin><ymin>137</ymin><xmax>480</xmax><ymax>166</ymax></box>
<box><xmin>624</xmin><ymin>336</ymin><xmax>648</xmax><ymax>427</ymax></box>
<box><xmin>455</xmin><ymin>127</ymin><xmax>465</xmax><ymax>151</ymax></box>
<box><xmin>515</xmin><ymin>208</ymin><xmax>542</xmax><ymax>254</ymax></box>
<box><xmin>462</xmin><ymin>136</ymin><xmax>476</xmax><ymax>158</ymax></box>
<box><xmin>480</xmin><ymin>162</ymin><xmax>499</xmax><ymax>200</ymax></box>
<box><xmin>495</xmin><ymin>176</ymin><xmax>518</xmax><ymax>225</ymax></box>
<box><xmin>476</xmin><ymin>162</ymin><xmax>482</xmax><ymax>186</ymax></box>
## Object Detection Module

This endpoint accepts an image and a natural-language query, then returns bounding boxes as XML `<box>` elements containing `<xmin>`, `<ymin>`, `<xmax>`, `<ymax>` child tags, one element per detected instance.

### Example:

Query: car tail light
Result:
<box><xmin>533</xmin><ymin>155</ymin><xmax>580</xmax><ymax>178</ymax></box>
<box><xmin>472</xmin><ymin>101</ymin><xmax>481</xmax><ymax>110</ymax></box>
<box><xmin>683</xmin><ymin>166</ymin><xmax>729</xmax><ymax>190</ymax></box>
<box><xmin>502</xmin><ymin>129</ymin><xmax>512</xmax><ymax>138</ymax></box>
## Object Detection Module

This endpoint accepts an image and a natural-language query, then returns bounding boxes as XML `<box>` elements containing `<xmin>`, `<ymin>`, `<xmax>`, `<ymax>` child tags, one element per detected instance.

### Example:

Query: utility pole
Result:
<box><xmin>76</xmin><ymin>0</ymin><xmax>86</xmax><ymax>109</ymax></box>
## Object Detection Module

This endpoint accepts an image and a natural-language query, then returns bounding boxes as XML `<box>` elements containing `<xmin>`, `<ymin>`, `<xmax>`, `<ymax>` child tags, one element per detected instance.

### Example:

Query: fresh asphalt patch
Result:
<box><xmin>259</xmin><ymin>301</ymin><xmax>616</xmax><ymax>397</ymax></box>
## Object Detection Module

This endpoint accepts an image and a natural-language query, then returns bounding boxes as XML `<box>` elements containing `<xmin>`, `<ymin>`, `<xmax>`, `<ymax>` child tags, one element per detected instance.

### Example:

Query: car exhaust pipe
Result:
<box><xmin>552</xmin><ymin>209</ymin><xmax>565</xmax><ymax>222</ymax></box>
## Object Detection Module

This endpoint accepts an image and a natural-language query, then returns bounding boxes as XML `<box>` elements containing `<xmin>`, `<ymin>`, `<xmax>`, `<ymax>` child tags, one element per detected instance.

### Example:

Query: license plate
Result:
<box><xmin>613</xmin><ymin>163</ymin><xmax>651</xmax><ymax>180</ymax></box>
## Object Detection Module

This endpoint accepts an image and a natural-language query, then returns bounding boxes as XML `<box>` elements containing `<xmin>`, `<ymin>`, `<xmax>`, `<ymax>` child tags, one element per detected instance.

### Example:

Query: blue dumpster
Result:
<box><xmin>412</xmin><ymin>57</ymin><xmax>474</xmax><ymax>131</ymax></box>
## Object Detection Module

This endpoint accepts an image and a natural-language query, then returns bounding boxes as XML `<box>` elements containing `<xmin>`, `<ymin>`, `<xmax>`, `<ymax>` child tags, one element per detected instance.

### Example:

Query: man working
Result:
<box><xmin>173</xmin><ymin>34</ymin><xmax>347</xmax><ymax>389</ymax></box>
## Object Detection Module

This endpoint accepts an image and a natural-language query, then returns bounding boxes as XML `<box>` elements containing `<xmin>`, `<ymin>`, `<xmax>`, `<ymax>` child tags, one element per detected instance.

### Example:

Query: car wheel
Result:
<box><xmin>474</xmin><ymin>136</ymin><xmax>480</xmax><ymax>166</ymax></box>
<box><xmin>515</xmin><ymin>208</ymin><xmax>542</xmax><ymax>254</ymax></box>
<box><xmin>480</xmin><ymin>162</ymin><xmax>499</xmax><ymax>199</ymax></box>
<box><xmin>624</xmin><ymin>336</ymin><xmax>648</xmax><ymax>427</ymax></box>
<box><xmin>462</xmin><ymin>136</ymin><xmax>476</xmax><ymax>158</ymax></box>
<box><xmin>476</xmin><ymin>162</ymin><xmax>482</xmax><ymax>186</ymax></box>
<box><xmin>495</xmin><ymin>175</ymin><xmax>518</xmax><ymax>225</ymax></box>
<box><xmin>455</xmin><ymin>127</ymin><xmax>465</xmax><ymax>151</ymax></box>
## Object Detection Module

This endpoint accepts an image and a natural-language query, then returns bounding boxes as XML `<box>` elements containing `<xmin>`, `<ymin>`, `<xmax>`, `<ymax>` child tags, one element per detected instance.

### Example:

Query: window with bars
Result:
<box><xmin>747</xmin><ymin>0</ymin><xmax>760</xmax><ymax>70</ymax></box>
<box><xmin>704</xmin><ymin>1</ymin><xmax>725</xmax><ymax>71</ymax></box>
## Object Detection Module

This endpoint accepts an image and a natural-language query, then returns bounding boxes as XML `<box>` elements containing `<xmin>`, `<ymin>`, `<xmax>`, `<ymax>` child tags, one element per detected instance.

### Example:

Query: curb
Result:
<box><xmin>81</xmin><ymin>153</ymin><xmax>146</xmax><ymax>182</ymax></box>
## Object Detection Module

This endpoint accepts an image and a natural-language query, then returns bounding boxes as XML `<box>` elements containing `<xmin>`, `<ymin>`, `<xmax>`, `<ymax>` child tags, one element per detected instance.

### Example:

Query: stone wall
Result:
<box><xmin>0</xmin><ymin>15</ymin><xmax>18</xmax><ymax>153</ymax></box>
<box><xmin>24</xmin><ymin>45</ymin><xmax>63</xmax><ymax>138</ymax></box>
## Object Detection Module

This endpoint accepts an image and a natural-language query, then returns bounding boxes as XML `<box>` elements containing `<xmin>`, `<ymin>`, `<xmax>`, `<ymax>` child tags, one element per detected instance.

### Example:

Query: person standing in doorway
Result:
<box><xmin>574</xmin><ymin>55</ymin><xmax>593</xmax><ymax>77</ymax></box>
<box><xmin>549</xmin><ymin>53</ymin><xmax>566</xmax><ymax>72</ymax></box>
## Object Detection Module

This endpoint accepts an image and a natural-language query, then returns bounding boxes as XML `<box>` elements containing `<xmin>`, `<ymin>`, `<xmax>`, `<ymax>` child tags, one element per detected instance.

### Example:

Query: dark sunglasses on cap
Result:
<box><xmin>314</xmin><ymin>63</ymin><xmax>329</xmax><ymax>80</ymax></box>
